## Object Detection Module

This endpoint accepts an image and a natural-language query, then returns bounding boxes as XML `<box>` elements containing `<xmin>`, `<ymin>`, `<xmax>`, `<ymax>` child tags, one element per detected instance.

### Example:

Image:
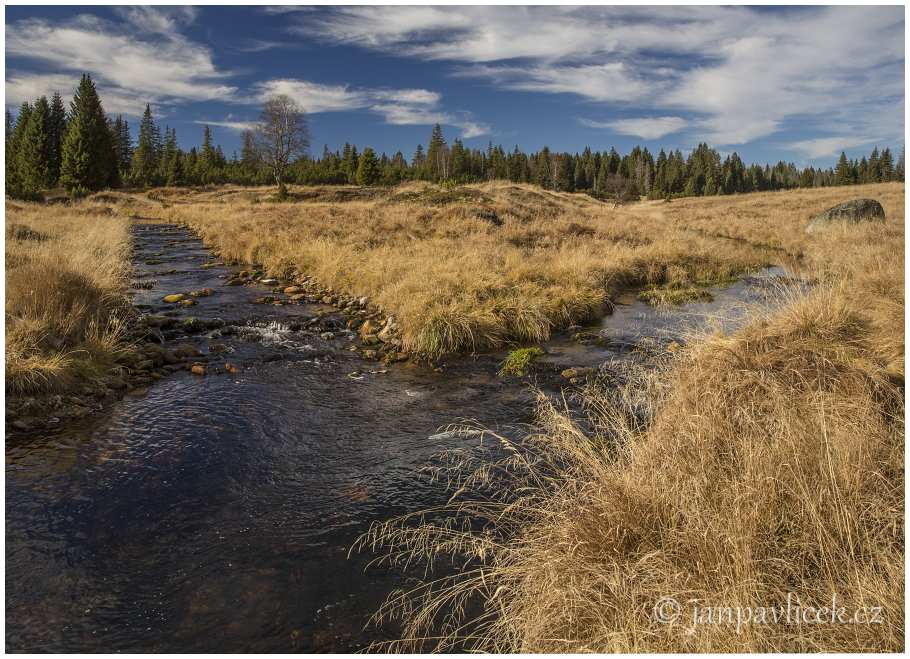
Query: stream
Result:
<box><xmin>5</xmin><ymin>222</ymin><xmax>792</xmax><ymax>652</ymax></box>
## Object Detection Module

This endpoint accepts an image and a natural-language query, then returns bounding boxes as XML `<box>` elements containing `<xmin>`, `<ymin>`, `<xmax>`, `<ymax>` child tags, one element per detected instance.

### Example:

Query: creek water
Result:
<box><xmin>5</xmin><ymin>223</ymin><xmax>792</xmax><ymax>652</ymax></box>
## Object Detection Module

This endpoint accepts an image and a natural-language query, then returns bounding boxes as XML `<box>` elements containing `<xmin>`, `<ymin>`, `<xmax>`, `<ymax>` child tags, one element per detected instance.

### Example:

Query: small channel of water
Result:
<box><xmin>5</xmin><ymin>223</ymin><xmax>794</xmax><ymax>651</ymax></box>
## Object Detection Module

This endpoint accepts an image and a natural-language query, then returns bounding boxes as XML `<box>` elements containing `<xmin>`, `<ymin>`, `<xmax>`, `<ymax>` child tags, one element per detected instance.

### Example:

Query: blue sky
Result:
<box><xmin>5</xmin><ymin>5</ymin><xmax>905</xmax><ymax>166</ymax></box>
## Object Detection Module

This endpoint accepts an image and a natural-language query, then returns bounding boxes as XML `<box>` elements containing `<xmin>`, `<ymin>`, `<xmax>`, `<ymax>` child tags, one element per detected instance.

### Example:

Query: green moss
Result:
<box><xmin>498</xmin><ymin>347</ymin><xmax>544</xmax><ymax>377</ymax></box>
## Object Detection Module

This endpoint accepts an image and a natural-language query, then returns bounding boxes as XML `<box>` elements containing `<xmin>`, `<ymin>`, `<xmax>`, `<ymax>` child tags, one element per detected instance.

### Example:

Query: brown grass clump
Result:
<box><xmin>354</xmin><ymin>185</ymin><xmax>904</xmax><ymax>652</ymax></box>
<box><xmin>143</xmin><ymin>181</ymin><xmax>786</xmax><ymax>358</ymax></box>
<box><xmin>6</xmin><ymin>200</ymin><xmax>132</xmax><ymax>394</ymax></box>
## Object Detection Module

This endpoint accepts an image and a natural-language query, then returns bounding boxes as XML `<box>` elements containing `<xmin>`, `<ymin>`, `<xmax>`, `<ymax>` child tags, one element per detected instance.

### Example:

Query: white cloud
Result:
<box><xmin>6</xmin><ymin>9</ymin><xmax>234</xmax><ymax>115</ymax></box>
<box><xmin>582</xmin><ymin>116</ymin><xmax>688</xmax><ymax>140</ymax></box>
<box><xmin>303</xmin><ymin>5</ymin><xmax>904</xmax><ymax>147</ymax></box>
<box><xmin>788</xmin><ymin>135</ymin><xmax>883</xmax><ymax>159</ymax></box>
<box><xmin>251</xmin><ymin>78</ymin><xmax>489</xmax><ymax>138</ymax></box>
<box><xmin>193</xmin><ymin>119</ymin><xmax>259</xmax><ymax>133</ymax></box>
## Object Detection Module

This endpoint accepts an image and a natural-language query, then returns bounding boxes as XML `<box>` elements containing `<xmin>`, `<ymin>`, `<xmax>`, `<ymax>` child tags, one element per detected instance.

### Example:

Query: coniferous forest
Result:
<box><xmin>6</xmin><ymin>74</ymin><xmax>906</xmax><ymax>201</ymax></box>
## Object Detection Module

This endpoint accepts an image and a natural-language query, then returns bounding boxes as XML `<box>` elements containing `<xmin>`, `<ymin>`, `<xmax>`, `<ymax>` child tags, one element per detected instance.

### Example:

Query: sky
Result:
<box><xmin>4</xmin><ymin>5</ymin><xmax>906</xmax><ymax>167</ymax></box>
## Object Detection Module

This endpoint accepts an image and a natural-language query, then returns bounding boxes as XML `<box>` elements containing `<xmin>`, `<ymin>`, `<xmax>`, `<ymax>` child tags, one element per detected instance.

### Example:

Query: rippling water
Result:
<box><xmin>6</xmin><ymin>223</ymin><xmax>791</xmax><ymax>651</ymax></box>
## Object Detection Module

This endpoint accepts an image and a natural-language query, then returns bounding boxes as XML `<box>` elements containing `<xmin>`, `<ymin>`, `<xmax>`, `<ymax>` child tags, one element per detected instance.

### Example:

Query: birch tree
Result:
<box><xmin>255</xmin><ymin>94</ymin><xmax>310</xmax><ymax>196</ymax></box>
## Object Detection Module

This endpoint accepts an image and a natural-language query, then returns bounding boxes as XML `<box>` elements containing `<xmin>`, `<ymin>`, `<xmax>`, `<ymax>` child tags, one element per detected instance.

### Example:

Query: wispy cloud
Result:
<box><xmin>581</xmin><ymin>116</ymin><xmax>688</xmax><ymax>140</ymax></box>
<box><xmin>788</xmin><ymin>135</ymin><xmax>884</xmax><ymax>159</ymax></box>
<box><xmin>301</xmin><ymin>5</ymin><xmax>904</xmax><ymax>147</ymax></box>
<box><xmin>193</xmin><ymin>118</ymin><xmax>259</xmax><ymax>133</ymax></box>
<box><xmin>251</xmin><ymin>78</ymin><xmax>489</xmax><ymax>138</ymax></box>
<box><xmin>6</xmin><ymin>8</ymin><xmax>234</xmax><ymax>115</ymax></box>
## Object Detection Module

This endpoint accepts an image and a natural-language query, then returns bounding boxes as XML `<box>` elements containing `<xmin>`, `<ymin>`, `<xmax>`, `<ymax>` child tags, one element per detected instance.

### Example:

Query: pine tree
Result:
<box><xmin>426</xmin><ymin>124</ymin><xmax>448</xmax><ymax>180</ymax></box>
<box><xmin>355</xmin><ymin>147</ymin><xmax>380</xmax><ymax>185</ymax></box>
<box><xmin>834</xmin><ymin>152</ymin><xmax>852</xmax><ymax>186</ymax></box>
<box><xmin>131</xmin><ymin>104</ymin><xmax>160</xmax><ymax>186</ymax></box>
<box><xmin>60</xmin><ymin>74</ymin><xmax>115</xmax><ymax>196</ymax></box>
<box><xmin>166</xmin><ymin>151</ymin><xmax>184</xmax><ymax>186</ymax></box>
<box><xmin>17</xmin><ymin>95</ymin><xmax>53</xmax><ymax>198</ymax></box>
<box><xmin>47</xmin><ymin>92</ymin><xmax>67</xmax><ymax>186</ymax></box>
<box><xmin>879</xmin><ymin>147</ymin><xmax>894</xmax><ymax>182</ymax></box>
<box><xmin>112</xmin><ymin>115</ymin><xmax>132</xmax><ymax>179</ymax></box>
<box><xmin>6</xmin><ymin>102</ymin><xmax>31</xmax><ymax>198</ymax></box>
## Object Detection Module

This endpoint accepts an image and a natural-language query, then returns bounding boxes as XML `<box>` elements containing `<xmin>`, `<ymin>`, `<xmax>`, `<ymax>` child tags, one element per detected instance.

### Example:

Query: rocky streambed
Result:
<box><xmin>5</xmin><ymin>221</ymin><xmax>796</xmax><ymax>652</ymax></box>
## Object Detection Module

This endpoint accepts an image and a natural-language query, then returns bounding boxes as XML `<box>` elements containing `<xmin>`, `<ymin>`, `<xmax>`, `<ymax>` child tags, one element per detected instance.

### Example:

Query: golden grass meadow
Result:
<box><xmin>5</xmin><ymin>181</ymin><xmax>905</xmax><ymax>651</ymax></box>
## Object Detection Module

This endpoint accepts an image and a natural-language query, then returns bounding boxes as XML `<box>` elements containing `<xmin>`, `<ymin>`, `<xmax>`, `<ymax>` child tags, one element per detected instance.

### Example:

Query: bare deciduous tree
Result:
<box><xmin>254</xmin><ymin>94</ymin><xmax>310</xmax><ymax>195</ymax></box>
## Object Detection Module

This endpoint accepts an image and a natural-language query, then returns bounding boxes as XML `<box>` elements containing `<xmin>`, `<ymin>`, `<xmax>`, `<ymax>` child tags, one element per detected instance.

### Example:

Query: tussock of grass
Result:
<box><xmin>353</xmin><ymin>184</ymin><xmax>904</xmax><ymax>652</ymax></box>
<box><xmin>638</xmin><ymin>280</ymin><xmax>714</xmax><ymax>306</ymax></box>
<box><xmin>498</xmin><ymin>347</ymin><xmax>544</xmax><ymax>377</ymax></box>
<box><xmin>141</xmin><ymin>180</ymin><xmax>793</xmax><ymax>358</ymax></box>
<box><xmin>6</xmin><ymin>200</ymin><xmax>131</xmax><ymax>395</ymax></box>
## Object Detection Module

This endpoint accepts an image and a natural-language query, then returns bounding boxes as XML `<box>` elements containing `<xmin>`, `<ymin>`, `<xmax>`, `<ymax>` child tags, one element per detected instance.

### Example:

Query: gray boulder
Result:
<box><xmin>806</xmin><ymin>198</ymin><xmax>885</xmax><ymax>234</ymax></box>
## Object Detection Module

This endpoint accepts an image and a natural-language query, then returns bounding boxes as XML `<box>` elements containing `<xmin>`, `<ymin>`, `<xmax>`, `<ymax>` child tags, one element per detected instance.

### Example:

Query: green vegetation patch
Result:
<box><xmin>498</xmin><ymin>347</ymin><xmax>544</xmax><ymax>377</ymax></box>
<box><xmin>638</xmin><ymin>281</ymin><xmax>715</xmax><ymax>307</ymax></box>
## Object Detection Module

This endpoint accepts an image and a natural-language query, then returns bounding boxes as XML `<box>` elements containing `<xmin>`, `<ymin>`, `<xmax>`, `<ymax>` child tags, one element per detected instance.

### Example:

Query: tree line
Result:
<box><xmin>5</xmin><ymin>73</ymin><xmax>906</xmax><ymax>201</ymax></box>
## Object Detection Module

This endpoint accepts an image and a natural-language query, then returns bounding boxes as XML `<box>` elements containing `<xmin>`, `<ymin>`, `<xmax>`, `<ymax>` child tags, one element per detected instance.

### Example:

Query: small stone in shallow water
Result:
<box><xmin>189</xmin><ymin>288</ymin><xmax>213</xmax><ymax>297</ymax></box>
<box><xmin>283</xmin><ymin>286</ymin><xmax>301</xmax><ymax>295</ymax></box>
<box><xmin>191</xmin><ymin>363</ymin><xmax>207</xmax><ymax>376</ymax></box>
<box><xmin>162</xmin><ymin>293</ymin><xmax>185</xmax><ymax>303</ymax></box>
<box><xmin>320</xmin><ymin>331</ymin><xmax>335</xmax><ymax>340</ymax></box>
<box><xmin>224</xmin><ymin>362</ymin><xmax>240</xmax><ymax>375</ymax></box>
<box><xmin>260</xmin><ymin>278</ymin><xmax>278</xmax><ymax>285</ymax></box>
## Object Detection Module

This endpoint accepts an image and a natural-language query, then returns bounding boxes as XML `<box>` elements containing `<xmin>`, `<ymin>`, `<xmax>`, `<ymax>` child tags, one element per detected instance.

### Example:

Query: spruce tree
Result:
<box><xmin>48</xmin><ymin>92</ymin><xmax>67</xmax><ymax>186</ymax></box>
<box><xmin>17</xmin><ymin>96</ymin><xmax>53</xmax><ymax>198</ymax></box>
<box><xmin>355</xmin><ymin>147</ymin><xmax>380</xmax><ymax>185</ymax></box>
<box><xmin>834</xmin><ymin>152</ymin><xmax>852</xmax><ymax>186</ymax></box>
<box><xmin>131</xmin><ymin>104</ymin><xmax>160</xmax><ymax>186</ymax></box>
<box><xmin>60</xmin><ymin>74</ymin><xmax>115</xmax><ymax>196</ymax></box>
<box><xmin>6</xmin><ymin>102</ymin><xmax>31</xmax><ymax>198</ymax></box>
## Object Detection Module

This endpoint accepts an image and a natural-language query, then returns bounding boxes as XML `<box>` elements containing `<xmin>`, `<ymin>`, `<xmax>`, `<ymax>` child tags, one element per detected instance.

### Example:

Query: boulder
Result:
<box><xmin>806</xmin><ymin>198</ymin><xmax>885</xmax><ymax>234</ymax></box>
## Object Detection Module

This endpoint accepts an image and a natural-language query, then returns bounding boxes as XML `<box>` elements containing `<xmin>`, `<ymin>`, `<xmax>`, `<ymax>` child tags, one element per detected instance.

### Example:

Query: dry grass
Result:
<box><xmin>351</xmin><ymin>184</ymin><xmax>904</xmax><ymax>652</ymax></box>
<box><xmin>140</xmin><ymin>181</ymin><xmax>778</xmax><ymax>358</ymax></box>
<box><xmin>6</xmin><ymin>199</ymin><xmax>132</xmax><ymax>395</ymax></box>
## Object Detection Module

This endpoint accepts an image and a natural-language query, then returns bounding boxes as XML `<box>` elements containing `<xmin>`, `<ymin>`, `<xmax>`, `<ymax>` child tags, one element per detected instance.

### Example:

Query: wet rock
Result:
<box><xmin>346</xmin><ymin>318</ymin><xmax>362</xmax><ymax>330</ymax></box>
<box><xmin>561</xmin><ymin>366</ymin><xmax>595</xmax><ymax>380</ymax></box>
<box><xmin>209</xmin><ymin>343</ymin><xmax>229</xmax><ymax>354</ymax></box>
<box><xmin>224</xmin><ymin>362</ymin><xmax>240</xmax><ymax>375</ymax></box>
<box><xmin>283</xmin><ymin>286</ymin><xmax>302</xmax><ymax>295</ymax></box>
<box><xmin>190</xmin><ymin>363</ymin><xmax>207</xmax><ymax>376</ymax></box>
<box><xmin>173</xmin><ymin>343</ymin><xmax>202</xmax><ymax>359</ymax></box>
<box><xmin>179</xmin><ymin>299</ymin><xmax>197</xmax><ymax>307</ymax></box>
<box><xmin>162</xmin><ymin>293</ymin><xmax>185</xmax><ymax>303</ymax></box>
<box><xmin>362</xmin><ymin>334</ymin><xmax>380</xmax><ymax>346</ymax></box>
<box><xmin>362</xmin><ymin>349</ymin><xmax>379</xmax><ymax>360</ymax></box>
<box><xmin>226</xmin><ymin>277</ymin><xmax>245</xmax><ymax>286</ymax></box>
<box><xmin>126</xmin><ymin>387</ymin><xmax>149</xmax><ymax>397</ymax></box>
<box><xmin>806</xmin><ymin>198</ymin><xmax>886</xmax><ymax>234</ymax></box>
<box><xmin>359</xmin><ymin>319</ymin><xmax>380</xmax><ymax>338</ymax></box>
<box><xmin>260</xmin><ymin>278</ymin><xmax>278</xmax><ymax>285</ymax></box>
<box><xmin>384</xmin><ymin>351</ymin><xmax>409</xmax><ymax>364</ymax></box>
<box><xmin>289</xmin><ymin>293</ymin><xmax>307</xmax><ymax>302</ymax></box>
<box><xmin>320</xmin><ymin>331</ymin><xmax>335</xmax><ymax>340</ymax></box>
<box><xmin>255</xmin><ymin>295</ymin><xmax>276</xmax><ymax>304</ymax></box>
<box><xmin>189</xmin><ymin>288</ymin><xmax>213</xmax><ymax>297</ymax></box>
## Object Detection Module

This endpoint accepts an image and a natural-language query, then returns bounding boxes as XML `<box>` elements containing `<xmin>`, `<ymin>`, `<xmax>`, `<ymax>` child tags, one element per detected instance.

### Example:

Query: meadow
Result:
<box><xmin>5</xmin><ymin>180</ymin><xmax>904</xmax><ymax>651</ymax></box>
<box><xmin>6</xmin><ymin>198</ymin><xmax>132</xmax><ymax>397</ymax></box>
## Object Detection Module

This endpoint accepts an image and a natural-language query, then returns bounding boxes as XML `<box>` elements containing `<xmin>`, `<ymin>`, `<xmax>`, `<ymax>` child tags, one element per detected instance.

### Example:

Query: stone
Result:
<box><xmin>190</xmin><ymin>363</ymin><xmax>207</xmax><ymax>376</ymax></box>
<box><xmin>162</xmin><ymin>293</ymin><xmax>185</xmax><ymax>303</ymax></box>
<box><xmin>806</xmin><ymin>198</ymin><xmax>886</xmax><ymax>234</ymax></box>
<box><xmin>189</xmin><ymin>288</ymin><xmax>213</xmax><ymax>297</ymax></box>
<box><xmin>359</xmin><ymin>319</ymin><xmax>380</xmax><ymax>338</ymax></box>
<box><xmin>226</xmin><ymin>278</ymin><xmax>245</xmax><ymax>286</ymax></box>
<box><xmin>209</xmin><ymin>343</ymin><xmax>229</xmax><ymax>354</ymax></box>
<box><xmin>284</xmin><ymin>286</ymin><xmax>302</xmax><ymax>295</ymax></box>
<box><xmin>362</xmin><ymin>349</ymin><xmax>379</xmax><ymax>360</ymax></box>
<box><xmin>322</xmin><ymin>296</ymin><xmax>334</xmax><ymax>305</ymax></box>
<box><xmin>289</xmin><ymin>293</ymin><xmax>307</xmax><ymax>302</ymax></box>
<box><xmin>561</xmin><ymin>366</ymin><xmax>594</xmax><ymax>380</ymax></box>
<box><xmin>173</xmin><ymin>343</ymin><xmax>201</xmax><ymax>359</ymax></box>
<box><xmin>224</xmin><ymin>362</ymin><xmax>240</xmax><ymax>375</ymax></box>
<box><xmin>135</xmin><ymin>359</ymin><xmax>154</xmax><ymax>371</ymax></box>
<box><xmin>320</xmin><ymin>331</ymin><xmax>335</xmax><ymax>340</ymax></box>
<box><xmin>260</xmin><ymin>278</ymin><xmax>278</xmax><ymax>285</ymax></box>
<box><xmin>179</xmin><ymin>299</ymin><xmax>196</xmax><ymax>307</ymax></box>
